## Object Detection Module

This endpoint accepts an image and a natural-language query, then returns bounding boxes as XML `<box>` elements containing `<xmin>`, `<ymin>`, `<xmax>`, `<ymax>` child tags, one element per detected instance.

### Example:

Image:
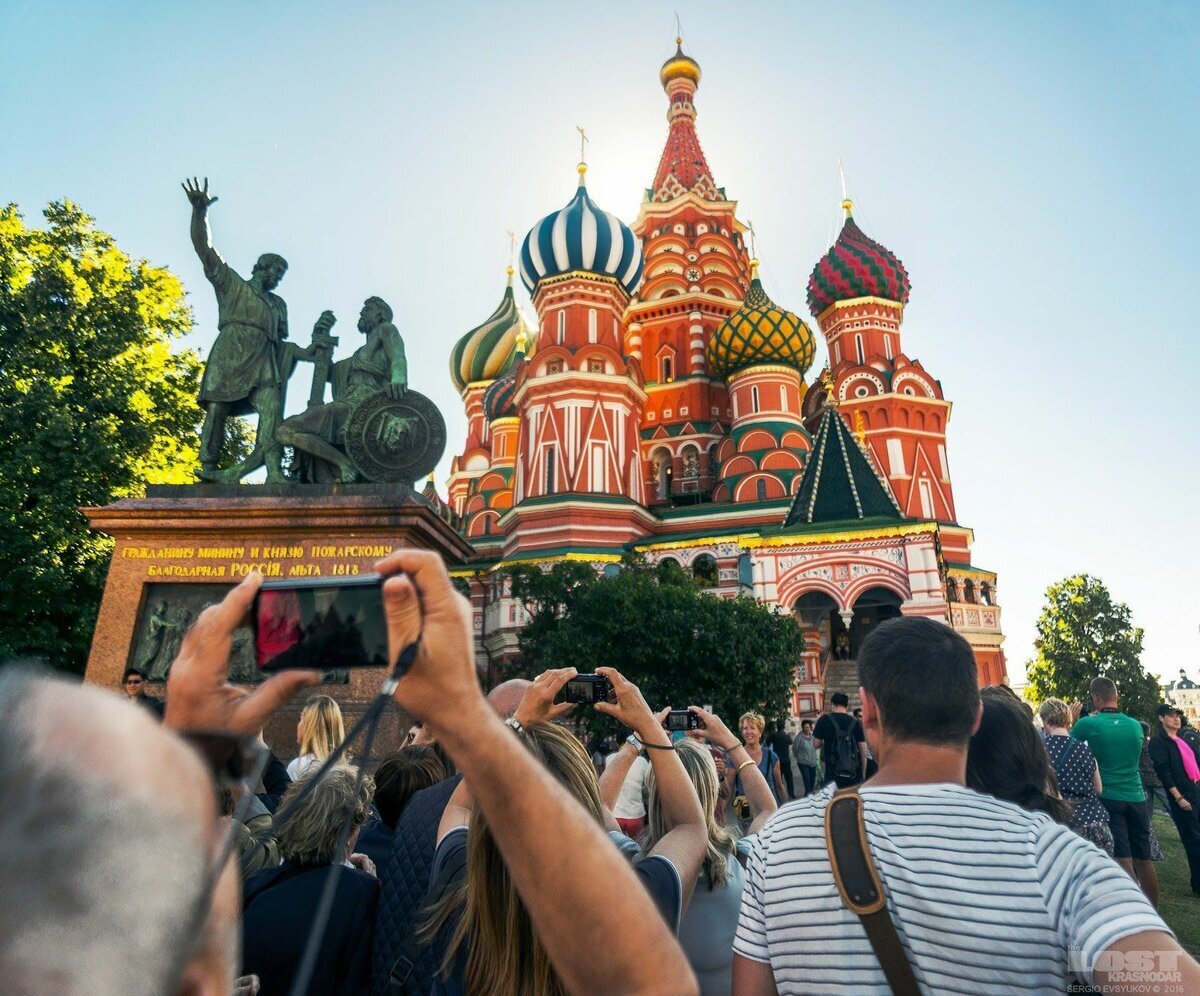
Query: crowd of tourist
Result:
<box><xmin>3</xmin><ymin>548</ymin><xmax>1200</xmax><ymax>994</ymax></box>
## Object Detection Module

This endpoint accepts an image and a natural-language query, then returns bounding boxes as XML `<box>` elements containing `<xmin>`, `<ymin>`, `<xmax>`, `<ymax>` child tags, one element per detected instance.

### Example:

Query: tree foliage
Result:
<box><xmin>505</xmin><ymin>557</ymin><xmax>804</xmax><ymax>740</ymax></box>
<box><xmin>1025</xmin><ymin>574</ymin><xmax>1161</xmax><ymax>722</ymax></box>
<box><xmin>0</xmin><ymin>201</ymin><xmax>238</xmax><ymax>672</ymax></box>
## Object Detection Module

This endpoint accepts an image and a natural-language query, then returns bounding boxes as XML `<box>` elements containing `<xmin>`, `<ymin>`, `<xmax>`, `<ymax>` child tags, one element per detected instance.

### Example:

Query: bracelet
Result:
<box><xmin>641</xmin><ymin>740</ymin><xmax>676</xmax><ymax>751</ymax></box>
<box><xmin>736</xmin><ymin>759</ymin><xmax>756</xmax><ymax>773</ymax></box>
<box><xmin>504</xmin><ymin>717</ymin><xmax>525</xmax><ymax>735</ymax></box>
<box><xmin>723</xmin><ymin>741</ymin><xmax>743</xmax><ymax>752</ymax></box>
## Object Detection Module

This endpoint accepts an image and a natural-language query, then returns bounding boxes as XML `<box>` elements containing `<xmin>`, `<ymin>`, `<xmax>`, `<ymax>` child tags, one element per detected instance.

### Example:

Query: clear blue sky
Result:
<box><xmin>2</xmin><ymin>1</ymin><xmax>1197</xmax><ymax>683</ymax></box>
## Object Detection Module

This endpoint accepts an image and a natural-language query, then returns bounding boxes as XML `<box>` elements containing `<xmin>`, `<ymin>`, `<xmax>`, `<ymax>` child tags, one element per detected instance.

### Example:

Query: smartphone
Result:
<box><xmin>665</xmin><ymin>709</ymin><xmax>703</xmax><ymax>732</ymax></box>
<box><xmin>253</xmin><ymin>574</ymin><xmax>389</xmax><ymax>671</ymax></box>
<box><xmin>562</xmin><ymin>674</ymin><xmax>613</xmax><ymax>704</ymax></box>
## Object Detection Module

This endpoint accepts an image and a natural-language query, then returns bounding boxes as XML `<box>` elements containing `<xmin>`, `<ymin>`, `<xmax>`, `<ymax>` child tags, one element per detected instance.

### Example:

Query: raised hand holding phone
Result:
<box><xmin>165</xmin><ymin>572</ymin><xmax>320</xmax><ymax>734</ymax></box>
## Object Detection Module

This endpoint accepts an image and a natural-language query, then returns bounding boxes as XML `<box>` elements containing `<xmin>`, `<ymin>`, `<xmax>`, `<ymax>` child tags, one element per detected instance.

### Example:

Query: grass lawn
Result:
<box><xmin>1151</xmin><ymin>810</ymin><xmax>1199</xmax><ymax>955</ymax></box>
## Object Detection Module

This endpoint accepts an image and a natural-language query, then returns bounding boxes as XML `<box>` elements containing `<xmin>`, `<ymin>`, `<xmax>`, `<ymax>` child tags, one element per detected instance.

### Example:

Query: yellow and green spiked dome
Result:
<box><xmin>707</xmin><ymin>261</ymin><xmax>816</xmax><ymax>380</ymax></box>
<box><xmin>449</xmin><ymin>269</ymin><xmax>531</xmax><ymax>394</ymax></box>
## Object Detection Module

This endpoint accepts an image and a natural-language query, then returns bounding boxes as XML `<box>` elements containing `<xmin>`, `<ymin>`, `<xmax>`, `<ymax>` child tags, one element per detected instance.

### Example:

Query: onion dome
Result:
<box><xmin>660</xmin><ymin>38</ymin><xmax>701</xmax><ymax>88</ymax></box>
<box><xmin>449</xmin><ymin>269</ymin><xmax>529</xmax><ymax>394</ymax></box>
<box><xmin>482</xmin><ymin>329</ymin><xmax>527</xmax><ymax>421</ymax></box>
<box><xmin>707</xmin><ymin>261</ymin><xmax>816</xmax><ymax>379</ymax></box>
<box><xmin>519</xmin><ymin>168</ymin><xmax>644</xmax><ymax>297</ymax></box>
<box><xmin>807</xmin><ymin>199</ymin><xmax>911</xmax><ymax>316</ymax></box>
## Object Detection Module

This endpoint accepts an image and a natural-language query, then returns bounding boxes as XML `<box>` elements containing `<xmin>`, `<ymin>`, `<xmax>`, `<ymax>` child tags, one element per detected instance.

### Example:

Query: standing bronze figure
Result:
<box><xmin>183</xmin><ymin>177</ymin><xmax>303</xmax><ymax>483</ymax></box>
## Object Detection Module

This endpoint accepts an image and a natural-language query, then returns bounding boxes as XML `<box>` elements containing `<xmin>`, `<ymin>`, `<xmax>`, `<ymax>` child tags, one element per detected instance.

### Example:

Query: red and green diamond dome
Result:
<box><xmin>807</xmin><ymin>200</ymin><xmax>911</xmax><ymax>316</ymax></box>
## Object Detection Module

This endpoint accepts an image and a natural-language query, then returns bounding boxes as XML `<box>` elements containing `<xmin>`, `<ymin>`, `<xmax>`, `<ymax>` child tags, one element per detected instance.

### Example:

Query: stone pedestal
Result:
<box><xmin>83</xmin><ymin>483</ymin><xmax>474</xmax><ymax>758</ymax></box>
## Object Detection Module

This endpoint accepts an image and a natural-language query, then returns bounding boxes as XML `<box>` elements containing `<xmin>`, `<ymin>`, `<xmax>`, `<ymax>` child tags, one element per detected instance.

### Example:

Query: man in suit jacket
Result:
<box><xmin>370</xmin><ymin>680</ymin><xmax>530</xmax><ymax>995</ymax></box>
<box><xmin>1148</xmin><ymin>704</ymin><xmax>1200</xmax><ymax>894</ymax></box>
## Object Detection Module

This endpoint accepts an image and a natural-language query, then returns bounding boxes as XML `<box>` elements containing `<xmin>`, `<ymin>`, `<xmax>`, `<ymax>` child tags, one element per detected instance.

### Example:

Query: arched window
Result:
<box><xmin>833</xmin><ymin>341</ymin><xmax>841</xmax><ymax>364</ymax></box>
<box><xmin>751</xmin><ymin>385</ymin><xmax>760</xmax><ymax>413</ymax></box>
<box><xmin>946</xmin><ymin>578</ymin><xmax>958</xmax><ymax>603</ymax></box>
<box><xmin>692</xmin><ymin>553</ymin><xmax>718</xmax><ymax>587</ymax></box>
<box><xmin>557</xmin><ymin>311</ymin><xmax>566</xmax><ymax>345</ymax></box>
<box><xmin>963</xmin><ymin>580</ymin><xmax>976</xmax><ymax>604</ymax></box>
<box><xmin>756</xmin><ymin>478</ymin><xmax>767</xmax><ymax>500</ymax></box>
<box><xmin>980</xmin><ymin>582</ymin><xmax>992</xmax><ymax>606</ymax></box>
<box><xmin>855</xmin><ymin>334</ymin><xmax>865</xmax><ymax>364</ymax></box>
<box><xmin>885</xmin><ymin>335</ymin><xmax>894</xmax><ymax>360</ymax></box>
<box><xmin>588</xmin><ymin>309</ymin><xmax>597</xmax><ymax>343</ymax></box>
<box><xmin>544</xmin><ymin>447</ymin><xmax>556</xmax><ymax>493</ymax></box>
<box><xmin>661</xmin><ymin>355</ymin><xmax>673</xmax><ymax>382</ymax></box>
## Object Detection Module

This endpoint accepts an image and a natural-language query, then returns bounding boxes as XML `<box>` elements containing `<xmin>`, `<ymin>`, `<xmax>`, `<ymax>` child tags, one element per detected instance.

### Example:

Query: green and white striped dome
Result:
<box><xmin>450</xmin><ymin>271</ymin><xmax>531</xmax><ymax>394</ymax></box>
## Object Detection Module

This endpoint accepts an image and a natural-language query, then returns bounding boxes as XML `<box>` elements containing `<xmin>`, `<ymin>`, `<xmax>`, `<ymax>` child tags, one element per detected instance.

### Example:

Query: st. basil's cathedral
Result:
<box><xmin>441</xmin><ymin>42</ymin><xmax>1006</xmax><ymax>714</ymax></box>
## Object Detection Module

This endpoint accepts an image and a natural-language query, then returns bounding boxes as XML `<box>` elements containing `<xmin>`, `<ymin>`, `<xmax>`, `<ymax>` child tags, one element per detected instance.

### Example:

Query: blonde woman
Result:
<box><xmin>637</xmin><ymin>706</ymin><xmax>777</xmax><ymax>996</ymax></box>
<box><xmin>286</xmin><ymin>694</ymin><xmax>345</xmax><ymax>780</ymax></box>
<box><xmin>422</xmin><ymin>666</ymin><xmax>706</xmax><ymax>996</ymax></box>
<box><xmin>725</xmin><ymin>711</ymin><xmax>786</xmax><ymax>810</ymax></box>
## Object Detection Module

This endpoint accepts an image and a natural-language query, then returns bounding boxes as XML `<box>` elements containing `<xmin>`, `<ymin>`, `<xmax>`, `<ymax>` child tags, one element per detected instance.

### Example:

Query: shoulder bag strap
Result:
<box><xmin>825</xmin><ymin>788</ymin><xmax>921</xmax><ymax>996</ymax></box>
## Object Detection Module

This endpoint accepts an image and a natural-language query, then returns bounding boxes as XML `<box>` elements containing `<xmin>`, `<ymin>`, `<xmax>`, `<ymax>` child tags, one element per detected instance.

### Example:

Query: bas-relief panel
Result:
<box><xmin>129</xmin><ymin>582</ymin><xmax>346</xmax><ymax>685</ymax></box>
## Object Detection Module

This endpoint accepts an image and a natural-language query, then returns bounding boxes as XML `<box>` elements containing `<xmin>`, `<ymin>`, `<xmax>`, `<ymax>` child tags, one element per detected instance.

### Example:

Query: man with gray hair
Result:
<box><xmin>0</xmin><ymin>580</ymin><xmax>318</xmax><ymax>994</ymax></box>
<box><xmin>0</xmin><ymin>665</ymin><xmax>225</xmax><ymax>995</ymax></box>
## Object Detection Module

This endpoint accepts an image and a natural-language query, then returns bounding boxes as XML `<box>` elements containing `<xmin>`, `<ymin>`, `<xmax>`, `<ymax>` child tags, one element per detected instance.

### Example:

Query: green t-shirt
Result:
<box><xmin>1070</xmin><ymin>711</ymin><xmax>1145</xmax><ymax>802</ymax></box>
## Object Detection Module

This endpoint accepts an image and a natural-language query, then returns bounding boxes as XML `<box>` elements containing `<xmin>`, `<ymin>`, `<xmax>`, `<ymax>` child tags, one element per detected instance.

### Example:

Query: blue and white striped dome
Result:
<box><xmin>519</xmin><ymin>179</ymin><xmax>644</xmax><ymax>296</ymax></box>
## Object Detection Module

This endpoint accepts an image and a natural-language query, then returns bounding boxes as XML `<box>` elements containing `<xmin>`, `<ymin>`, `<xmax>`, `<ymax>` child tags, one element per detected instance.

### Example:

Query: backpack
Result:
<box><xmin>831</xmin><ymin>714</ymin><xmax>860</xmax><ymax>781</ymax></box>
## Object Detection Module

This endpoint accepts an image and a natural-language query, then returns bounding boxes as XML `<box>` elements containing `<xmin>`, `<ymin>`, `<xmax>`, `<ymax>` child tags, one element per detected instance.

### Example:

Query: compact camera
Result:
<box><xmin>664</xmin><ymin>709</ymin><xmax>704</xmax><ymax>732</ymax></box>
<box><xmin>561</xmin><ymin>674</ymin><xmax>614</xmax><ymax>704</ymax></box>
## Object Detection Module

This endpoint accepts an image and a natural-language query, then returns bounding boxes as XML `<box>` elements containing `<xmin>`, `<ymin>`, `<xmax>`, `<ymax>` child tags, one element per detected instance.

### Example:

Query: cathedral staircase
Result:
<box><xmin>821</xmin><ymin>656</ymin><xmax>861</xmax><ymax>712</ymax></box>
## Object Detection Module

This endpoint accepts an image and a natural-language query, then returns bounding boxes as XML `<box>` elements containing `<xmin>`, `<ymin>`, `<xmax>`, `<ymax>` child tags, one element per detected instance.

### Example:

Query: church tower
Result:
<box><xmin>803</xmin><ymin>198</ymin><xmax>956</xmax><ymax>524</ymax></box>
<box><xmin>506</xmin><ymin>163</ymin><xmax>651</xmax><ymax>556</ymax></box>
<box><xmin>626</xmin><ymin>41</ymin><xmax>752</xmax><ymax>506</ymax></box>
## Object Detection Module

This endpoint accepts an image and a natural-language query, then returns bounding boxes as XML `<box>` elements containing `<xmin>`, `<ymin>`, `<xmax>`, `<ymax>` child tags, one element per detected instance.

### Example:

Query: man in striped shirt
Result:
<box><xmin>733</xmin><ymin>617</ymin><xmax>1199</xmax><ymax>994</ymax></box>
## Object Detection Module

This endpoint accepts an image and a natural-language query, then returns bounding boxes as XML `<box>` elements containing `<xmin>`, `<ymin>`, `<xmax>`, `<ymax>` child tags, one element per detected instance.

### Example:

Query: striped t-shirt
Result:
<box><xmin>735</xmin><ymin>782</ymin><xmax>1168</xmax><ymax>993</ymax></box>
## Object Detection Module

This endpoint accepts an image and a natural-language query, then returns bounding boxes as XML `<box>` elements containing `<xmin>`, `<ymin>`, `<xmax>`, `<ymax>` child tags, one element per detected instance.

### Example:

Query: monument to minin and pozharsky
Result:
<box><xmin>83</xmin><ymin>179</ymin><xmax>470</xmax><ymax>746</ymax></box>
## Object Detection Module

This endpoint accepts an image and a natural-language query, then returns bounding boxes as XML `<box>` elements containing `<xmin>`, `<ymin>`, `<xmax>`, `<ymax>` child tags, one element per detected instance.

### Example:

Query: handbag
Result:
<box><xmin>825</xmin><ymin>788</ymin><xmax>921</xmax><ymax>995</ymax></box>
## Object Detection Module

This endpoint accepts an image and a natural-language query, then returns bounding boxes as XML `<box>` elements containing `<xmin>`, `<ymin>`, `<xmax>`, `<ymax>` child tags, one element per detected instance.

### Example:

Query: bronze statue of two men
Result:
<box><xmin>182</xmin><ymin>178</ymin><xmax>410</xmax><ymax>484</ymax></box>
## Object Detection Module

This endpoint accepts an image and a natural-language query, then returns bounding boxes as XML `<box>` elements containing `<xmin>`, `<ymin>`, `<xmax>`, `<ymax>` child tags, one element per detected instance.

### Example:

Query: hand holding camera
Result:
<box><xmin>373</xmin><ymin>548</ymin><xmax>487</xmax><ymax>739</ymax></box>
<box><xmin>514</xmin><ymin>667</ymin><xmax>580</xmax><ymax>727</ymax></box>
<box><xmin>591</xmin><ymin>667</ymin><xmax>670</xmax><ymax>746</ymax></box>
<box><xmin>683</xmin><ymin>705</ymin><xmax>739</xmax><ymax>752</ymax></box>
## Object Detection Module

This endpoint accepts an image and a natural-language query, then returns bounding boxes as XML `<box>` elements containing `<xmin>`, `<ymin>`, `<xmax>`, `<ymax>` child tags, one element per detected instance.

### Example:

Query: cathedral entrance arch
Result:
<box><xmin>848</xmin><ymin>586</ymin><xmax>903</xmax><ymax>656</ymax></box>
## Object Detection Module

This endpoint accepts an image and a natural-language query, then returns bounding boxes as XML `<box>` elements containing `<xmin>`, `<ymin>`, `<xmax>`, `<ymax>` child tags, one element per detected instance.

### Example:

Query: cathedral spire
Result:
<box><xmin>651</xmin><ymin>39</ymin><xmax>718</xmax><ymax>203</ymax></box>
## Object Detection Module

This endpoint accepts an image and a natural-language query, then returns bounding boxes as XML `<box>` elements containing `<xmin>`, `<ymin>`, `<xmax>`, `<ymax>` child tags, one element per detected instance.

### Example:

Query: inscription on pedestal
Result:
<box><xmin>122</xmin><ymin>540</ymin><xmax>395</xmax><ymax>685</ymax></box>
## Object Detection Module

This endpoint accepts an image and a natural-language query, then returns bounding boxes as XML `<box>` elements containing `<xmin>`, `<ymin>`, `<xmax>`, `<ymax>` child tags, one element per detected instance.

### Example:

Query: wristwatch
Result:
<box><xmin>626</xmin><ymin>733</ymin><xmax>643</xmax><ymax>752</ymax></box>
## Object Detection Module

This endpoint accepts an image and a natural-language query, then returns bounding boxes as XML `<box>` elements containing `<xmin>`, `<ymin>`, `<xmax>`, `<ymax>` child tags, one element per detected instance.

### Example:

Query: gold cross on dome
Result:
<box><xmin>747</xmin><ymin>220</ymin><xmax>757</xmax><ymax>259</ymax></box>
<box><xmin>506</xmin><ymin>230</ymin><xmax>516</xmax><ymax>266</ymax></box>
<box><xmin>577</xmin><ymin>125</ymin><xmax>588</xmax><ymax>165</ymax></box>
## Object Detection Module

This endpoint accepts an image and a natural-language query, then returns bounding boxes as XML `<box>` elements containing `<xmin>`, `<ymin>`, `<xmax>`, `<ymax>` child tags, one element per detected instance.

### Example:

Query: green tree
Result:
<box><xmin>506</xmin><ymin>557</ymin><xmax>803</xmax><ymax>740</ymax></box>
<box><xmin>0</xmin><ymin>201</ymin><xmax>239</xmax><ymax>673</ymax></box>
<box><xmin>1025</xmin><ymin>574</ymin><xmax>1162</xmax><ymax>722</ymax></box>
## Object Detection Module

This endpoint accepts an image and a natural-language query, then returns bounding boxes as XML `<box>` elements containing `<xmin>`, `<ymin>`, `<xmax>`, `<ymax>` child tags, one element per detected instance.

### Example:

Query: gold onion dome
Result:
<box><xmin>660</xmin><ymin>38</ymin><xmax>701</xmax><ymax>88</ymax></box>
<box><xmin>449</xmin><ymin>269</ymin><xmax>530</xmax><ymax>394</ymax></box>
<box><xmin>707</xmin><ymin>261</ymin><xmax>816</xmax><ymax>380</ymax></box>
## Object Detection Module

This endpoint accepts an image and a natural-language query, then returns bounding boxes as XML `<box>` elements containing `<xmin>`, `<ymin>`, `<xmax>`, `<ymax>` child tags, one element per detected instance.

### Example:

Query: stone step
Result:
<box><xmin>822</xmin><ymin>657</ymin><xmax>861</xmax><ymax>712</ymax></box>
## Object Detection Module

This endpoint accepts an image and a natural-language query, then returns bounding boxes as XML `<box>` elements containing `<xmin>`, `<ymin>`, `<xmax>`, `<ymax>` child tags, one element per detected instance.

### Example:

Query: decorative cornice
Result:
<box><xmin>749</xmin><ymin>521</ymin><xmax>939</xmax><ymax>548</ymax></box>
<box><xmin>816</xmin><ymin>295</ymin><xmax>906</xmax><ymax>324</ymax></box>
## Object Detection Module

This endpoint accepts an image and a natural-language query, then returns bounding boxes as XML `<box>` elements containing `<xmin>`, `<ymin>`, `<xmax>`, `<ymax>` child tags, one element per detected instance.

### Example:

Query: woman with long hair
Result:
<box><xmin>1039</xmin><ymin>697</ymin><xmax>1114</xmax><ymax>854</ymax></box>
<box><xmin>422</xmin><ymin>666</ymin><xmax>706</xmax><ymax>996</ymax></box>
<box><xmin>287</xmin><ymin>694</ymin><xmax>345</xmax><ymax>780</ymax></box>
<box><xmin>966</xmin><ymin>689</ymin><xmax>1072</xmax><ymax>824</ymax></box>
<box><xmin>639</xmin><ymin>707</ymin><xmax>777</xmax><ymax>996</ymax></box>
